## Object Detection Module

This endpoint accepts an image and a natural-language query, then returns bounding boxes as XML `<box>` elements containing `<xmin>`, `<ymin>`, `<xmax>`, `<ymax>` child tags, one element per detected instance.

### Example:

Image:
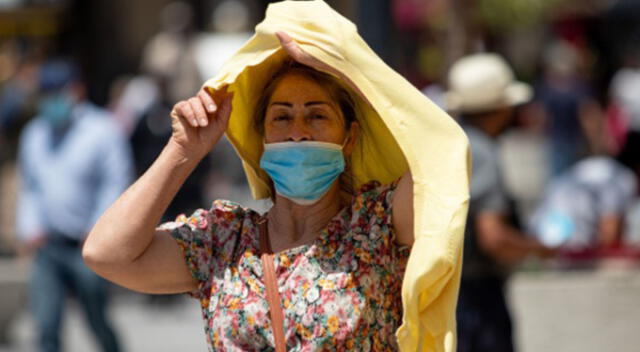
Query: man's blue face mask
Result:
<box><xmin>259</xmin><ymin>140</ymin><xmax>347</xmax><ymax>205</ymax></box>
<box><xmin>38</xmin><ymin>92</ymin><xmax>74</xmax><ymax>128</ymax></box>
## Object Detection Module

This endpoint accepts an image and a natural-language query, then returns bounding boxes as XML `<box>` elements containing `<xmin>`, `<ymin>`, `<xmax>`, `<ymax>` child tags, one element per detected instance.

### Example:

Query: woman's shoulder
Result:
<box><xmin>161</xmin><ymin>199</ymin><xmax>262</xmax><ymax>232</ymax></box>
<box><xmin>206</xmin><ymin>199</ymin><xmax>264</xmax><ymax>228</ymax></box>
<box><xmin>161</xmin><ymin>200</ymin><xmax>263</xmax><ymax>263</ymax></box>
<box><xmin>209</xmin><ymin>199</ymin><xmax>259</xmax><ymax>216</ymax></box>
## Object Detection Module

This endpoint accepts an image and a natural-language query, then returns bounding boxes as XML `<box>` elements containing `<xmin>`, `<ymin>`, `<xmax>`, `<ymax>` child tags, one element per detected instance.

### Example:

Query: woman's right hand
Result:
<box><xmin>169</xmin><ymin>87</ymin><xmax>233</xmax><ymax>161</ymax></box>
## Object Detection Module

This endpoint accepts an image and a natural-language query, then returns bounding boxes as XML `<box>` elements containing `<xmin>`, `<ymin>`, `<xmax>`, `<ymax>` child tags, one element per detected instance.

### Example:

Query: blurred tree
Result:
<box><xmin>478</xmin><ymin>0</ymin><xmax>562</xmax><ymax>31</ymax></box>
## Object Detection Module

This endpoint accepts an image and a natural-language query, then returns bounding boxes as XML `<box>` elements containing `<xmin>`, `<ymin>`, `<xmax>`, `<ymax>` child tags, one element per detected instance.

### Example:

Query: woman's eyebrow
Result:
<box><xmin>269</xmin><ymin>101</ymin><xmax>331</xmax><ymax>107</ymax></box>
<box><xmin>269</xmin><ymin>102</ymin><xmax>293</xmax><ymax>107</ymax></box>
<box><xmin>305</xmin><ymin>101</ymin><xmax>330</xmax><ymax>107</ymax></box>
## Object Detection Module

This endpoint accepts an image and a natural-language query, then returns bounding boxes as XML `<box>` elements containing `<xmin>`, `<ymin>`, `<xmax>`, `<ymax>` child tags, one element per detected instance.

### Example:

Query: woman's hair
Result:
<box><xmin>253</xmin><ymin>60</ymin><xmax>356</xmax><ymax>135</ymax></box>
<box><xmin>254</xmin><ymin>60</ymin><xmax>359</xmax><ymax>202</ymax></box>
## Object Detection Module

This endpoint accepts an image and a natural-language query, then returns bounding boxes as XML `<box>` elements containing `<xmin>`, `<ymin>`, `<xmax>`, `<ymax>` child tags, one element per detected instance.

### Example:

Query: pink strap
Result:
<box><xmin>259</xmin><ymin>220</ymin><xmax>286</xmax><ymax>352</ymax></box>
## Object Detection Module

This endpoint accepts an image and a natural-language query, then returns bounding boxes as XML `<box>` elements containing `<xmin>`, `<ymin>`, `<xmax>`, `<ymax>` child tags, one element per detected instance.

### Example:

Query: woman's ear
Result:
<box><xmin>343</xmin><ymin>121</ymin><xmax>359</xmax><ymax>157</ymax></box>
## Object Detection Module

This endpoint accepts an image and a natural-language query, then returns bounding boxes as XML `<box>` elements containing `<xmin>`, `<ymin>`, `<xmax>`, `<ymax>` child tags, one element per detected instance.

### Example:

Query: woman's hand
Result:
<box><xmin>275</xmin><ymin>32</ymin><xmax>366</xmax><ymax>102</ymax></box>
<box><xmin>169</xmin><ymin>87</ymin><xmax>233</xmax><ymax>161</ymax></box>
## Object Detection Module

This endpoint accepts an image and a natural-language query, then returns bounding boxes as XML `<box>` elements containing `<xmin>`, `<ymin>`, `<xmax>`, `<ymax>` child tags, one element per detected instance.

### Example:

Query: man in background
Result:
<box><xmin>446</xmin><ymin>53</ymin><xmax>554</xmax><ymax>352</ymax></box>
<box><xmin>16</xmin><ymin>58</ymin><xmax>131</xmax><ymax>352</ymax></box>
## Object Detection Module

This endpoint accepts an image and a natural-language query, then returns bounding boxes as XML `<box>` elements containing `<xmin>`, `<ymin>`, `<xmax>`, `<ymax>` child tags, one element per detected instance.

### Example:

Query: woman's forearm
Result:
<box><xmin>83</xmin><ymin>140</ymin><xmax>201</xmax><ymax>267</ymax></box>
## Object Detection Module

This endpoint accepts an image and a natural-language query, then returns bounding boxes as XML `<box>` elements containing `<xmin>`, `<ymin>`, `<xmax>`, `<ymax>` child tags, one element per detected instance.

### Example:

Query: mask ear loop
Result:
<box><xmin>341</xmin><ymin>135</ymin><xmax>351</xmax><ymax>150</ymax></box>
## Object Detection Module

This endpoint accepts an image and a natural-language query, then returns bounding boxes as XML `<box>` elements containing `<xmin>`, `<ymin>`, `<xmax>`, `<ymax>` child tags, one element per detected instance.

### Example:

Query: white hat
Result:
<box><xmin>446</xmin><ymin>53</ymin><xmax>532</xmax><ymax>113</ymax></box>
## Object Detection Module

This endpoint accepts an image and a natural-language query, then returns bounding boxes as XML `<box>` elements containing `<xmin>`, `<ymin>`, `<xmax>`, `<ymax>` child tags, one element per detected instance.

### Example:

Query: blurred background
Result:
<box><xmin>0</xmin><ymin>0</ymin><xmax>639</xmax><ymax>351</ymax></box>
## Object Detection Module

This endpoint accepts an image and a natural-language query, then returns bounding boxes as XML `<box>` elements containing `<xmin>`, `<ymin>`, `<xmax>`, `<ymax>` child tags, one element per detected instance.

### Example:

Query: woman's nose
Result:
<box><xmin>288</xmin><ymin>116</ymin><xmax>311</xmax><ymax>142</ymax></box>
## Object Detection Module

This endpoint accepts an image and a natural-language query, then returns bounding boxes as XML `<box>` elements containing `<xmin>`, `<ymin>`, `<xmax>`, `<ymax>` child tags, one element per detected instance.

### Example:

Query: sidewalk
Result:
<box><xmin>509</xmin><ymin>265</ymin><xmax>640</xmax><ymax>352</ymax></box>
<box><xmin>1</xmin><ymin>291</ymin><xmax>207</xmax><ymax>352</ymax></box>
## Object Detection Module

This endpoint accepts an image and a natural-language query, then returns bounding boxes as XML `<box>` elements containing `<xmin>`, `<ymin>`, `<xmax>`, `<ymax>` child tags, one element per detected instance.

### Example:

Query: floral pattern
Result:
<box><xmin>159</xmin><ymin>180</ymin><xmax>410</xmax><ymax>351</ymax></box>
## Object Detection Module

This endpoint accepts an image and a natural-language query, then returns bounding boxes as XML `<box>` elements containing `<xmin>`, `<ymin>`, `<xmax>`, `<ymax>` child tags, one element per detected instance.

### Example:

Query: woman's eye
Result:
<box><xmin>310</xmin><ymin>114</ymin><xmax>326</xmax><ymax>120</ymax></box>
<box><xmin>274</xmin><ymin>115</ymin><xmax>290</xmax><ymax>121</ymax></box>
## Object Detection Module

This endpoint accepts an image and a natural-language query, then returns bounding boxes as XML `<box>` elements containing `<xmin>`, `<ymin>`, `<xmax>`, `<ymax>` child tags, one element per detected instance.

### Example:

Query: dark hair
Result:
<box><xmin>253</xmin><ymin>60</ymin><xmax>356</xmax><ymax>135</ymax></box>
<box><xmin>254</xmin><ymin>60</ymin><xmax>359</xmax><ymax>202</ymax></box>
<box><xmin>39</xmin><ymin>58</ymin><xmax>81</xmax><ymax>92</ymax></box>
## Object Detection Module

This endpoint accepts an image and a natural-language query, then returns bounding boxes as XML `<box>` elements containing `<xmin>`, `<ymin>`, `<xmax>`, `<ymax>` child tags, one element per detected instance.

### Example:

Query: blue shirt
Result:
<box><xmin>16</xmin><ymin>102</ymin><xmax>133</xmax><ymax>241</ymax></box>
<box><xmin>529</xmin><ymin>157</ymin><xmax>637</xmax><ymax>249</ymax></box>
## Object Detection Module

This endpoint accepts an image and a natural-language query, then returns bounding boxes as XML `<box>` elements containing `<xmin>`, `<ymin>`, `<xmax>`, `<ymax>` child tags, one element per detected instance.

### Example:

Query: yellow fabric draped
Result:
<box><xmin>202</xmin><ymin>1</ymin><xmax>470</xmax><ymax>350</ymax></box>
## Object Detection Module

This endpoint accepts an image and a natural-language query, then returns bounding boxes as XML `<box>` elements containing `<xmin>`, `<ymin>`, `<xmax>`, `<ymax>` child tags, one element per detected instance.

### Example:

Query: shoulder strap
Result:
<box><xmin>259</xmin><ymin>220</ymin><xmax>287</xmax><ymax>352</ymax></box>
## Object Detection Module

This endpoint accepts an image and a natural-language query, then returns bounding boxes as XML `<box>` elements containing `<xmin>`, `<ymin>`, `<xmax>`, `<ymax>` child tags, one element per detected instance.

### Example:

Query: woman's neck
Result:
<box><xmin>267</xmin><ymin>182</ymin><xmax>344</xmax><ymax>252</ymax></box>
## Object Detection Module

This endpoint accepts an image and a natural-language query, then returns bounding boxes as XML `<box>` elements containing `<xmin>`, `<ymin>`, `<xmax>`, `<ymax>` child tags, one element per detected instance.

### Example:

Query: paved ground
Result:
<box><xmin>0</xmin><ymin>290</ymin><xmax>207</xmax><ymax>352</ymax></box>
<box><xmin>2</xmin><ymin>261</ymin><xmax>640</xmax><ymax>351</ymax></box>
<box><xmin>508</xmin><ymin>263</ymin><xmax>640</xmax><ymax>352</ymax></box>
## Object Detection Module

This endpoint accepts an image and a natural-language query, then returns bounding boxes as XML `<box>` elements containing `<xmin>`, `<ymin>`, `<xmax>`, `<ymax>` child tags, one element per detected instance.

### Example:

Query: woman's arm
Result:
<box><xmin>392</xmin><ymin>171</ymin><xmax>414</xmax><ymax>246</ymax></box>
<box><xmin>82</xmin><ymin>88</ymin><xmax>232</xmax><ymax>294</ymax></box>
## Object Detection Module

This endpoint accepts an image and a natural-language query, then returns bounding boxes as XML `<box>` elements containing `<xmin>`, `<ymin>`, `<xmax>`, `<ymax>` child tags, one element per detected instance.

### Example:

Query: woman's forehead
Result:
<box><xmin>268</xmin><ymin>73</ymin><xmax>335</xmax><ymax>104</ymax></box>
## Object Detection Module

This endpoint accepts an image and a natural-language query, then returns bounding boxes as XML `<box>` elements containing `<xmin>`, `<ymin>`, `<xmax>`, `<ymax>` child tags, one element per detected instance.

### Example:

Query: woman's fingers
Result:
<box><xmin>188</xmin><ymin>97</ymin><xmax>208</xmax><ymax>127</ymax></box>
<box><xmin>173</xmin><ymin>87</ymin><xmax>230</xmax><ymax>130</ymax></box>
<box><xmin>276</xmin><ymin>31</ymin><xmax>322</xmax><ymax>67</ymax></box>
<box><xmin>276</xmin><ymin>31</ymin><xmax>304</xmax><ymax>60</ymax></box>
<box><xmin>198</xmin><ymin>88</ymin><xmax>217</xmax><ymax>113</ymax></box>
<box><xmin>275</xmin><ymin>31</ymin><xmax>335</xmax><ymax>74</ymax></box>
<box><xmin>175</xmin><ymin>101</ymin><xmax>198</xmax><ymax>127</ymax></box>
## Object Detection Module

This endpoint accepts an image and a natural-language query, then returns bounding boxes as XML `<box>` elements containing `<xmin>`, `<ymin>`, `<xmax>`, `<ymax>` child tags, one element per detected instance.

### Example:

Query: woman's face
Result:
<box><xmin>264</xmin><ymin>73</ymin><xmax>350</xmax><ymax>145</ymax></box>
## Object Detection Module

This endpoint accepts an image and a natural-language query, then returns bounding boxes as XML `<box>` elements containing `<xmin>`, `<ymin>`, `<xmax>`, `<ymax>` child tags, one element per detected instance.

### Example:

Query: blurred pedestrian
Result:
<box><xmin>530</xmin><ymin>132</ymin><xmax>640</xmax><ymax>254</ymax></box>
<box><xmin>536</xmin><ymin>40</ymin><xmax>597</xmax><ymax>176</ymax></box>
<box><xmin>193</xmin><ymin>0</ymin><xmax>253</xmax><ymax>82</ymax></box>
<box><xmin>608</xmin><ymin>46</ymin><xmax>640</xmax><ymax>151</ymax></box>
<box><xmin>16</xmin><ymin>58</ymin><xmax>131</xmax><ymax>352</ymax></box>
<box><xmin>126</xmin><ymin>77</ymin><xmax>212</xmax><ymax>224</ymax></box>
<box><xmin>141</xmin><ymin>1</ymin><xmax>201</xmax><ymax>103</ymax></box>
<box><xmin>446</xmin><ymin>53</ymin><xmax>554</xmax><ymax>352</ymax></box>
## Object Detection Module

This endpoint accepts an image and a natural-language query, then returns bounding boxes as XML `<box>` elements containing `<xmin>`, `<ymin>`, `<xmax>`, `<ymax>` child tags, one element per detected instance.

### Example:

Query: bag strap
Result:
<box><xmin>259</xmin><ymin>220</ymin><xmax>287</xmax><ymax>352</ymax></box>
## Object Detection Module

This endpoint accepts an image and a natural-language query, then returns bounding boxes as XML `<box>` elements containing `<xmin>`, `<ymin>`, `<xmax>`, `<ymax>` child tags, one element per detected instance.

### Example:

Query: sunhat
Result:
<box><xmin>446</xmin><ymin>53</ymin><xmax>532</xmax><ymax>114</ymax></box>
<box><xmin>202</xmin><ymin>1</ymin><xmax>470</xmax><ymax>350</ymax></box>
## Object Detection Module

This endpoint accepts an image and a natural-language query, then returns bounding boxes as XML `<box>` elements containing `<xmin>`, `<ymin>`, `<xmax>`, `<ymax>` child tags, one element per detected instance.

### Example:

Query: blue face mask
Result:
<box><xmin>259</xmin><ymin>141</ymin><xmax>346</xmax><ymax>205</ymax></box>
<box><xmin>38</xmin><ymin>93</ymin><xmax>74</xmax><ymax>128</ymax></box>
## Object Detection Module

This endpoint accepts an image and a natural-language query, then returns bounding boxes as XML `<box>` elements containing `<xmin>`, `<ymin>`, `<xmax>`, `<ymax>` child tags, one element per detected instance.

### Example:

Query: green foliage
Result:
<box><xmin>477</xmin><ymin>0</ymin><xmax>562</xmax><ymax>30</ymax></box>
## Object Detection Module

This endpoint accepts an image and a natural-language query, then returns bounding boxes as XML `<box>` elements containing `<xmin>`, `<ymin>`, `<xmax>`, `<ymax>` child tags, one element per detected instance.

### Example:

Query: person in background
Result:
<box><xmin>607</xmin><ymin>46</ymin><xmax>640</xmax><ymax>154</ymax></box>
<box><xmin>128</xmin><ymin>68</ymin><xmax>212</xmax><ymax>223</ymax></box>
<box><xmin>140</xmin><ymin>1</ymin><xmax>201</xmax><ymax>104</ymax></box>
<box><xmin>530</xmin><ymin>132</ymin><xmax>640</xmax><ymax>254</ymax></box>
<box><xmin>446</xmin><ymin>53</ymin><xmax>554</xmax><ymax>352</ymax></box>
<box><xmin>536</xmin><ymin>40</ymin><xmax>600</xmax><ymax>176</ymax></box>
<box><xmin>609</xmin><ymin>47</ymin><xmax>640</xmax><ymax>135</ymax></box>
<box><xmin>16</xmin><ymin>58</ymin><xmax>131</xmax><ymax>352</ymax></box>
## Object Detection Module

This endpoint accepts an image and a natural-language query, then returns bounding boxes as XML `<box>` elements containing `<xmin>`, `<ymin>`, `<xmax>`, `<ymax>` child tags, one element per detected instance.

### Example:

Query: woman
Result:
<box><xmin>84</xmin><ymin>1</ymin><xmax>470</xmax><ymax>351</ymax></box>
<box><xmin>86</xmin><ymin>37</ymin><xmax>411</xmax><ymax>350</ymax></box>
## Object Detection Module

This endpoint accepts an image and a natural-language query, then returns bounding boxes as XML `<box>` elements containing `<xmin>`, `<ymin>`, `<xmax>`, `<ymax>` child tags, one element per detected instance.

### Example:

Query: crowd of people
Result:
<box><xmin>0</xmin><ymin>0</ymin><xmax>639</xmax><ymax>351</ymax></box>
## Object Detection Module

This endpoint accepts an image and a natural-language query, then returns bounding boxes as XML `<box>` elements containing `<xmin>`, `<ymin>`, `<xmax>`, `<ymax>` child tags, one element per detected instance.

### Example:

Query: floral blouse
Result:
<box><xmin>160</xmin><ymin>180</ymin><xmax>410</xmax><ymax>351</ymax></box>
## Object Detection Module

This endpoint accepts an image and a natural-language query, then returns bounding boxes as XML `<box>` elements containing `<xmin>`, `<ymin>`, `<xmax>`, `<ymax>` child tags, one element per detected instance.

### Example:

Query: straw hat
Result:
<box><xmin>446</xmin><ymin>53</ymin><xmax>532</xmax><ymax>114</ymax></box>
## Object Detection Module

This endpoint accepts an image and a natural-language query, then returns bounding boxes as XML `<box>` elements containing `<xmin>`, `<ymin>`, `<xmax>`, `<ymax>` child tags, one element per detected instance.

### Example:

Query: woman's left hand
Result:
<box><xmin>275</xmin><ymin>31</ymin><xmax>332</xmax><ymax>73</ymax></box>
<box><xmin>276</xmin><ymin>32</ymin><xmax>365</xmax><ymax>101</ymax></box>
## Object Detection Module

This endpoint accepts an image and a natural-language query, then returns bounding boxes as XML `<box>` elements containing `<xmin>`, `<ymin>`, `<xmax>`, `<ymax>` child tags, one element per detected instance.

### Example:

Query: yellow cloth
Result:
<box><xmin>202</xmin><ymin>1</ymin><xmax>470</xmax><ymax>351</ymax></box>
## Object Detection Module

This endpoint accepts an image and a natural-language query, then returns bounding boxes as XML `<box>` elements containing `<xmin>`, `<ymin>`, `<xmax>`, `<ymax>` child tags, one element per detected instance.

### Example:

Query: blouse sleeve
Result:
<box><xmin>351</xmin><ymin>179</ymin><xmax>409</xmax><ymax>274</ymax></box>
<box><xmin>157</xmin><ymin>200</ymin><xmax>248</xmax><ymax>300</ymax></box>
